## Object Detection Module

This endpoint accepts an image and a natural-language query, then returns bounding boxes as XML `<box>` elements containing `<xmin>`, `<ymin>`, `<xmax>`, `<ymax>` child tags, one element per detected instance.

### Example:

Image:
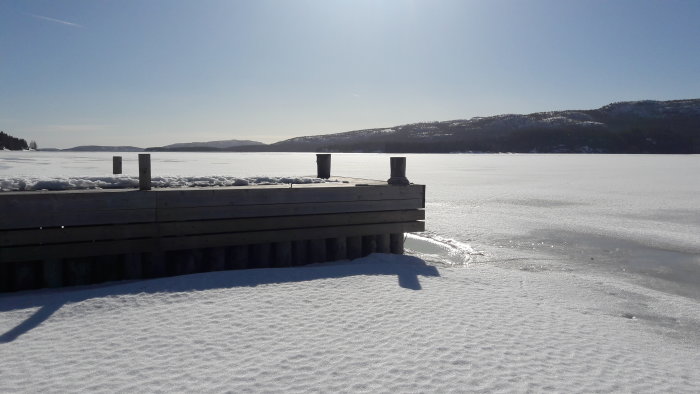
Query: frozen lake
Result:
<box><xmin>2</xmin><ymin>151</ymin><xmax>699</xmax><ymax>392</ymax></box>
<box><xmin>2</xmin><ymin>151</ymin><xmax>699</xmax><ymax>299</ymax></box>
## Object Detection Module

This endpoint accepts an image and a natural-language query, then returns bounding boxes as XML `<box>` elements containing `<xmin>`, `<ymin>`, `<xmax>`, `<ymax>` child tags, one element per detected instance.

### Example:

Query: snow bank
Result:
<box><xmin>1</xmin><ymin>254</ymin><xmax>698</xmax><ymax>392</ymax></box>
<box><xmin>0</xmin><ymin>175</ymin><xmax>332</xmax><ymax>192</ymax></box>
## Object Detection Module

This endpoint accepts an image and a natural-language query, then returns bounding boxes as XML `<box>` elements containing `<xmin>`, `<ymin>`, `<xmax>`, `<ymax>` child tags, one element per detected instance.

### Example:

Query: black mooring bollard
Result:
<box><xmin>113</xmin><ymin>156</ymin><xmax>122</xmax><ymax>174</ymax></box>
<box><xmin>388</xmin><ymin>157</ymin><xmax>409</xmax><ymax>185</ymax></box>
<box><xmin>316</xmin><ymin>154</ymin><xmax>331</xmax><ymax>179</ymax></box>
<box><xmin>138</xmin><ymin>154</ymin><xmax>151</xmax><ymax>191</ymax></box>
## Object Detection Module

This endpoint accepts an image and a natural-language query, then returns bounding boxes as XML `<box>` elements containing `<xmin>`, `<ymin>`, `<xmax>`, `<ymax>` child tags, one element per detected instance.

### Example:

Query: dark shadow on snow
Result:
<box><xmin>0</xmin><ymin>302</ymin><xmax>63</xmax><ymax>343</ymax></box>
<box><xmin>0</xmin><ymin>254</ymin><xmax>440</xmax><ymax>343</ymax></box>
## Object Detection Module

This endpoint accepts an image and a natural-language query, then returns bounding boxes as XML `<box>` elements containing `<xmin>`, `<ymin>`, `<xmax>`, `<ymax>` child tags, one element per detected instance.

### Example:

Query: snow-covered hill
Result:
<box><xmin>266</xmin><ymin>99</ymin><xmax>700</xmax><ymax>153</ymax></box>
<box><xmin>160</xmin><ymin>139</ymin><xmax>264</xmax><ymax>150</ymax></box>
<box><xmin>62</xmin><ymin>145</ymin><xmax>144</xmax><ymax>152</ymax></box>
<box><xmin>599</xmin><ymin>99</ymin><xmax>700</xmax><ymax>118</ymax></box>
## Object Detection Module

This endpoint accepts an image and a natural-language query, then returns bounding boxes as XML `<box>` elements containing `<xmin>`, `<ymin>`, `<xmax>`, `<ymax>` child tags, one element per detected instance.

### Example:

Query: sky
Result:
<box><xmin>1</xmin><ymin>0</ymin><xmax>699</xmax><ymax>149</ymax></box>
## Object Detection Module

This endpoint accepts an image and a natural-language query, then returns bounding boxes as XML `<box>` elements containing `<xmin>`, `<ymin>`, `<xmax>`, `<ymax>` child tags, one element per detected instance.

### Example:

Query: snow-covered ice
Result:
<box><xmin>1</xmin><ymin>255</ymin><xmax>698</xmax><ymax>392</ymax></box>
<box><xmin>1</xmin><ymin>151</ymin><xmax>699</xmax><ymax>392</ymax></box>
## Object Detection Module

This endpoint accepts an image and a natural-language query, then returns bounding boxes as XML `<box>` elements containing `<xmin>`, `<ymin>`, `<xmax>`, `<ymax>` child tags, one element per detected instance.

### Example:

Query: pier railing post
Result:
<box><xmin>390</xmin><ymin>233</ymin><xmax>405</xmax><ymax>254</ymax></box>
<box><xmin>388</xmin><ymin>157</ymin><xmax>409</xmax><ymax>185</ymax></box>
<box><xmin>316</xmin><ymin>154</ymin><xmax>331</xmax><ymax>179</ymax></box>
<box><xmin>113</xmin><ymin>156</ymin><xmax>122</xmax><ymax>174</ymax></box>
<box><xmin>138</xmin><ymin>154</ymin><xmax>151</xmax><ymax>191</ymax></box>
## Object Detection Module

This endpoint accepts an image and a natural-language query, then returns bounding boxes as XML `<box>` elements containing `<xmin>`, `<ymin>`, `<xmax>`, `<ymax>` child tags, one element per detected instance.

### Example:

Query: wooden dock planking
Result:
<box><xmin>0</xmin><ymin>178</ymin><xmax>424</xmax><ymax>229</ymax></box>
<box><xmin>0</xmin><ymin>221</ymin><xmax>424</xmax><ymax>263</ymax></box>
<box><xmin>1</xmin><ymin>210</ymin><xmax>424</xmax><ymax>247</ymax></box>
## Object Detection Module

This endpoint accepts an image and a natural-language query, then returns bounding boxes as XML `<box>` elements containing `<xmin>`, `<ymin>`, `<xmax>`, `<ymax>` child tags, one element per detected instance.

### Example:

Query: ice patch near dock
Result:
<box><xmin>405</xmin><ymin>232</ymin><xmax>483</xmax><ymax>267</ymax></box>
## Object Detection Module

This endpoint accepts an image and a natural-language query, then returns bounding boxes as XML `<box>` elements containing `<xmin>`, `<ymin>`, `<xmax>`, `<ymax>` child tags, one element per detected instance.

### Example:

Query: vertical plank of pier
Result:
<box><xmin>143</xmin><ymin>251</ymin><xmax>166</xmax><ymax>278</ymax></box>
<box><xmin>207</xmin><ymin>247</ymin><xmax>226</xmax><ymax>271</ymax></box>
<box><xmin>42</xmin><ymin>258</ymin><xmax>63</xmax><ymax>288</ymax></box>
<box><xmin>167</xmin><ymin>250</ymin><xmax>199</xmax><ymax>276</ymax></box>
<box><xmin>346</xmin><ymin>236</ymin><xmax>362</xmax><ymax>260</ymax></box>
<box><xmin>0</xmin><ymin>262</ymin><xmax>12</xmax><ymax>292</ymax></box>
<box><xmin>229</xmin><ymin>245</ymin><xmax>249</xmax><ymax>270</ymax></box>
<box><xmin>273</xmin><ymin>241</ymin><xmax>292</xmax><ymax>267</ymax></box>
<box><xmin>390</xmin><ymin>233</ymin><xmax>405</xmax><ymax>254</ymax></box>
<box><xmin>123</xmin><ymin>253</ymin><xmax>142</xmax><ymax>279</ymax></box>
<box><xmin>251</xmin><ymin>243</ymin><xmax>272</xmax><ymax>268</ymax></box>
<box><xmin>191</xmin><ymin>249</ymin><xmax>205</xmax><ymax>274</ymax></box>
<box><xmin>362</xmin><ymin>235</ymin><xmax>377</xmax><ymax>256</ymax></box>
<box><xmin>64</xmin><ymin>257</ymin><xmax>93</xmax><ymax>286</ymax></box>
<box><xmin>14</xmin><ymin>261</ymin><xmax>39</xmax><ymax>291</ymax></box>
<box><xmin>94</xmin><ymin>254</ymin><xmax>122</xmax><ymax>283</ymax></box>
<box><xmin>316</xmin><ymin>154</ymin><xmax>331</xmax><ymax>179</ymax></box>
<box><xmin>138</xmin><ymin>153</ymin><xmax>151</xmax><ymax>191</ymax></box>
<box><xmin>292</xmin><ymin>240</ymin><xmax>309</xmax><ymax>266</ymax></box>
<box><xmin>376</xmin><ymin>234</ymin><xmax>391</xmax><ymax>253</ymax></box>
<box><xmin>113</xmin><ymin>156</ymin><xmax>122</xmax><ymax>174</ymax></box>
<box><xmin>328</xmin><ymin>237</ymin><xmax>347</xmax><ymax>261</ymax></box>
<box><xmin>309</xmin><ymin>239</ymin><xmax>327</xmax><ymax>263</ymax></box>
<box><xmin>165</xmin><ymin>251</ymin><xmax>179</xmax><ymax>276</ymax></box>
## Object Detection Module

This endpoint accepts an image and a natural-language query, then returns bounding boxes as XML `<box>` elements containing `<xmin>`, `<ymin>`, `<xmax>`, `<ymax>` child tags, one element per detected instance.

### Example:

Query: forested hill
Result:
<box><xmin>7</xmin><ymin>99</ymin><xmax>698</xmax><ymax>153</ymax></box>
<box><xmin>0</xmin><ymin>131</ymin><xmax>29</xmax><ymax>150</ymax></box>
<box><xmin>230</xmin><ymin>99</ymin><xmax>700</xmax><ymax>153</ymax></box>
<box><xmin>145</xmin><ymin>139</ymin><xmax>264</xmax><ymax>151</ymax></box>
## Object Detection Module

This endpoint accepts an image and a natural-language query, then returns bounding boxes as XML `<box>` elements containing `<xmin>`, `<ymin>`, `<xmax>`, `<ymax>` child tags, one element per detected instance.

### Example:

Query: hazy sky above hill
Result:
<box><xmin>1</xmin><ymin>0</ymin><xmax>699</xmax><ymax>148</ymax></box>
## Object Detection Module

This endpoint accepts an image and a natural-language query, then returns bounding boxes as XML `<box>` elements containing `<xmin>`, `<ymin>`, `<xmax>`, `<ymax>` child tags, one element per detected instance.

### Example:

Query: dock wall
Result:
<box><xmin>0</xmin><ymin>180</ymin><xmax>425</xmax><ymax>292</ymax></box>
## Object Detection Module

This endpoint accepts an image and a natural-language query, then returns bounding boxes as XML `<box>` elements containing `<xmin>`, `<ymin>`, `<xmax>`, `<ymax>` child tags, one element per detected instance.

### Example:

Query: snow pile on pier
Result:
<box><xmin>0</xmin><ymin>175</ymin><xmax>332</xmax><ymax>191</ymax></box>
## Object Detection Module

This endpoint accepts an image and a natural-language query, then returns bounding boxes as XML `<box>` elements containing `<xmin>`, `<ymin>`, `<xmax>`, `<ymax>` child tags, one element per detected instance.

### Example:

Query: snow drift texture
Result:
<box><xmin>0</xmin><ymin>175</ymin><xmax>331</xmax><ymax>191</ymax></box>
<box><xmin>1</xmin><ymin>255</ymin><xmax>698</xmax><ymax>392</ymax></box>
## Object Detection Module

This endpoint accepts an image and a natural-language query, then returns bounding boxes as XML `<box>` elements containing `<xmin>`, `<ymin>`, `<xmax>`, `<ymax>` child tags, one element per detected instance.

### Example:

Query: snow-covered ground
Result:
<box><xmin>1</xmin><ymin>152</ymin><xmax>699</xmax><ymax>392</ymax></box>
<box><xmin>1</xmin><ymin>255</ymin><xmax>698</xmax><ymax>392</ymax></box>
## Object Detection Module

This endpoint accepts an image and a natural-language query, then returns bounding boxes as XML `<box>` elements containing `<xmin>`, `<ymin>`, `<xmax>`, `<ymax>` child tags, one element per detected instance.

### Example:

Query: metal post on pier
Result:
<box><xmin>113</xmin><ymin>156</ymin><xmax>122</xmax><ymax>174</ymax></box>
<box><xmin>388</xmin><ymin>157</ymin><xmax>409</xmax><ymax>185</ymax></box>
<box><xmin>138</xmin><ymin>154</ymin><xmax>151</xmax><ymax>191</ymax></box>
<box><xmin>316</xmin><ymin>154</ymin><xmax>331</xmax><ymax>179</ymax></box>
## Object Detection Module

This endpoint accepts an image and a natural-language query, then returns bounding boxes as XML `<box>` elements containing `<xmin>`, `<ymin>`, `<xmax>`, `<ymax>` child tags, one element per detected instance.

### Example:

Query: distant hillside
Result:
<box><xmin>22</xmin><ymin>99</ymin><xmax>699</xmax><ymax>154</ymax></box>
<box><xmin>63</xmin><ymin>146</ymin><xmax>144</xmax><ymax>152</ymax></box>
<box><xmin>230</xmin><ymin>99</ymin><xmax>700</xmax><ymax>154</ymax></box>
<box><xmin>147</xmin><ymin>139</ymin><xmax>264</xmax><ymax>151</ymax></box>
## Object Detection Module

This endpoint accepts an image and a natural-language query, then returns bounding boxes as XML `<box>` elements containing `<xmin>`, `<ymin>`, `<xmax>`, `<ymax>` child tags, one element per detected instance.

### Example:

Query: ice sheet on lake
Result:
<box><xmin>405</xmin><ymin>232</ymin><xmax>484</xmax><ymax>267</ymax></box>
<box><xmin>1</xmin><ymin>152</ymin><xmax>700</xmax><ymax>391</ymax></box>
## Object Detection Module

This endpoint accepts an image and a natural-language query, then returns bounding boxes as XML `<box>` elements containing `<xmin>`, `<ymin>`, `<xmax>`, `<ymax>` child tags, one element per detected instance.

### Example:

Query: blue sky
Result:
<box><xmin>1</xmin><ymin>0</ymin><xmax>699</xmax><ymax>148</ymax></box>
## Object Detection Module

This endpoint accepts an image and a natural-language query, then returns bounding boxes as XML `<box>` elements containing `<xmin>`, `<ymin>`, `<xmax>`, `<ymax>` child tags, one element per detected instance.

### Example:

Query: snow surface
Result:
<box><xmin>1</xmin><ymin>152</ymin><xmax>699</xmax><ymax>392</ymax></box>
<box><xmin>1</xmin><ymin>254</ymin><xmax>698</xmax><ymax>392</ymax></box>
<box><xmin>0</xmin><ymin>175</ymin><xmax>329</xmax><ymax>192</ymax></box>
